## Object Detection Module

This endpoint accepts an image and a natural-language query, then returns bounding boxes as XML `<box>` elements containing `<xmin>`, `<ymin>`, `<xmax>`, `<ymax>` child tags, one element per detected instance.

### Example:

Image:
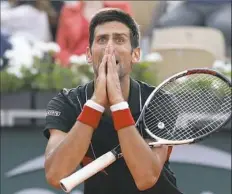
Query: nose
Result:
<box><xmin>105</xmin><ymin>41</ymin><xmax>115</xmax><ymax>53</ymax></box>
<box><xmin>106</xmin><ymin>40</ymin><xmax>114</xmax><ymax>47</ymax></box>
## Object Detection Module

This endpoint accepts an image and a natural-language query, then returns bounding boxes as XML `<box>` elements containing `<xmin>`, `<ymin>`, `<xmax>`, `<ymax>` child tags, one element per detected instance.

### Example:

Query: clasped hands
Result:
<box><xmin>91</xmin><ymin>45</ymin><xmax>124</xmax><ymax>108</ymax></box>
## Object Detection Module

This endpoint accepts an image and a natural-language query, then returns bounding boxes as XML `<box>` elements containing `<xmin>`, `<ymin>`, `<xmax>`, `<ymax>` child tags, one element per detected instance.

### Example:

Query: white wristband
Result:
<box><xmin>110</xmin><ymin>101</ymin><xmax>129</xmax><ymax>112</ymax></box>
<box><xmin>85</xmin><ymin>100</ymin><xmax>105</xmax><ymax>113</ymax></box>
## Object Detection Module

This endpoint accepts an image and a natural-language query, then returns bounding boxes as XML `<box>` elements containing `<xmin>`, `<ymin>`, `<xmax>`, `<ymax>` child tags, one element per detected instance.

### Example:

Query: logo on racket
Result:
<box><xmin>158</xmin><ymin>122</ymin><xmax>165</xmax><ymax>129</ymax></box>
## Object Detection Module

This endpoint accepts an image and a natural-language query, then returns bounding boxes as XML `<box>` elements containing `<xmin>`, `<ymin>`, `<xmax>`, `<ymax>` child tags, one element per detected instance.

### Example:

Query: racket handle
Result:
<box><xmin>60</xmin><ymin>151</ymin><xmax>116</xmax><ymax>193</ymax></box>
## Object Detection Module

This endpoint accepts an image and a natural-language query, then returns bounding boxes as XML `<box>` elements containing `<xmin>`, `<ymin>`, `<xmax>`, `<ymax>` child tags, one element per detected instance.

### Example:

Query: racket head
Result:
<box><xmin>142</xmin><ymin>68</ymin><xmax>231</xmax><ymax>144</ymax></box>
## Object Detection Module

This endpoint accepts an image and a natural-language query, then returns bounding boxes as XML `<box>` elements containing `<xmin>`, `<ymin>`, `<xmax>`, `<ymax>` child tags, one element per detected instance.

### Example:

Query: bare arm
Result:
<box><xmin>106</xmin><ymin>45</ymin><xmax>169</xmax><ymax>191</ymax></box>
<box><xmin>45</xmin><ymin>49</ymin><xmax>108</xmax><ymax>189</ymax></box>
<box><xmin>117</xmin><ymin>127</ymin><xmax>169</xmax><ymax>191</ymax></box>
<box><xmin>44</xmin><ymin>122</ymin><xmax>94</xmax><ymax>189</ymax></box>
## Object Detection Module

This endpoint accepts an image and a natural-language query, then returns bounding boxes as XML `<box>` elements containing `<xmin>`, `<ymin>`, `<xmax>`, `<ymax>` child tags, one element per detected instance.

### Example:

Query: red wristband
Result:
<box><xmin>112</xmin><ymin>108</ymin><xmax>135</xmax><ymax>131</ymax></box>
<box><xmin>77</xmin><ymin>105</ymin><xmax>102</xmax><ymax>129</ymax></box>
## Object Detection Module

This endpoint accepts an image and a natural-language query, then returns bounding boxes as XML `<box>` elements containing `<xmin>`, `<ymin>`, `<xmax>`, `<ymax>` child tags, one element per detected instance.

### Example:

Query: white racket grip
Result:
<box><xmin>60</xmin><ymin>151</ymin><xmax>116</xmax><ymax>193</ymax></box>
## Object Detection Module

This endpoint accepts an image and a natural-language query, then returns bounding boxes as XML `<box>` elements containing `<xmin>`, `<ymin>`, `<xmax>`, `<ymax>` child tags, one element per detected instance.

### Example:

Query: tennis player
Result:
<box><xmin>44</xmin><ymin>8</ymin><xmax>183</xmax><ymax>194</ymax></box>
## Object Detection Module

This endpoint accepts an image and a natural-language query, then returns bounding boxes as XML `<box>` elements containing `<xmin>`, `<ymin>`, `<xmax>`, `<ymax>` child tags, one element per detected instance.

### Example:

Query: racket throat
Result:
<box><xmin>112</xmin><ymin>146</ymin><xmax>123</xmax><ymax>159</ymax></box>
<box><xmin>148</xmin><ymin>142</ymin><xmax>163</xmax><ymax>148</ymax></box>
<box><xmin>148</xmin><ymin>141</ymin><xmax>174</xmax><ymax>148</ymax></box>
<box><xmin>148</xmin><ymin>139</ymin><xmax>195</xmax><ymax>147</ymax></box>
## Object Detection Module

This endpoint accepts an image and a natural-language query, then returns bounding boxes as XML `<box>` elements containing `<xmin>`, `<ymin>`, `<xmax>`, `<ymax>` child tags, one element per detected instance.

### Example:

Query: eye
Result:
<box><xmin>115</xmin><ymin>37</ymin><xmax>125</xmax><ymax>44</ymax></box>
<box><xmin>98</xmin><ymin>37</ymin><xmax>107</xmax><ymax>44</ymax></box>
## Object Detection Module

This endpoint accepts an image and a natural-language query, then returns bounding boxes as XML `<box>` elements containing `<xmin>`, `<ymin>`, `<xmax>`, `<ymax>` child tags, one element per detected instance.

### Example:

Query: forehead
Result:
<box><xmin>94</xmin><ymin>21</ymin><xmax>130</xmax><ymax>37</ymax></box>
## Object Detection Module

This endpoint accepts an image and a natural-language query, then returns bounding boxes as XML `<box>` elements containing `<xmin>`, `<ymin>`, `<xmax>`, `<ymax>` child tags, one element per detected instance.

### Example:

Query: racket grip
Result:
<box><xmin>60</xmin><ymin>151</ymin><xmax>116</xmax><ymax>193</ymax></box>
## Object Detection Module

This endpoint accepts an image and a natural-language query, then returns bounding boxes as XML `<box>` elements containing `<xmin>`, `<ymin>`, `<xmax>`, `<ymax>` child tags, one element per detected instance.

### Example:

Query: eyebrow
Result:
<box><xmin>113</xmin><ymin>33</ymin><xmax>129</xmax><ymax>37</ymax></box>
<box><xmin>96</xmin><ymin>33</ymin><xmax>129</xmax><ymax>38</ymax></box>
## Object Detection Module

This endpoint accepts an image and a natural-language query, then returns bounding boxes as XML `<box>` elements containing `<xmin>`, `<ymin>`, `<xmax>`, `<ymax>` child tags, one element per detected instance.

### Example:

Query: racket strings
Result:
<box><xmin>145</xmin><ymin>92</ymin><xmax>179</xmax><ymax>130</ymax></box>
<box><xmin>145</xmin><ymin>98</ymin><xmax>179</xmax><ymax>136</ymax></box>
<box><xmin>165</xmin><ymin>87</ymin><xmax>229</xmax><ymax>140</ymax></box>
<box><xmin>144</xmin><ymin>74</ymin><xmax>231</xmax><ymax>141</ymax></box>
<box><xmin>175</xmin><ymin>81</ymin><xmax>229</xmax><ymax>139</ymax></box>
<box><xmin>145</xmin><ymin>95</ymin><xmax>229</xmax><ymax>140</ymax></box>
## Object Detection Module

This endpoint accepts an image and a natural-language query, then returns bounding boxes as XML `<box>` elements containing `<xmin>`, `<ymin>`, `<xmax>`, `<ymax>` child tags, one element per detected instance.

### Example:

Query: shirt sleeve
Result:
<box><xmin>43</xmin><ymin>90</ymin><xmax>80</xmax><ymax>139</ymax></box>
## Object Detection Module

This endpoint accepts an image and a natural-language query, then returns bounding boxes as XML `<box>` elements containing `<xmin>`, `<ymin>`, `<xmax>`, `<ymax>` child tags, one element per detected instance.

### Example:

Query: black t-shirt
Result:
<box><xmin>44</xmin><ymin>78</ymin><xmax>183</xmax><ymax>194</ymax></box>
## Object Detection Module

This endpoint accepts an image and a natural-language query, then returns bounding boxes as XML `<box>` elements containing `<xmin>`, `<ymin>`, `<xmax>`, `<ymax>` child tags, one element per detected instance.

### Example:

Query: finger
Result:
<box><xmin>111</xmin><ymin>47</ymin><xmax>118</xmax><ymax>70</ymax></box>
<box><xmin>109</xmin><ymin>52</ymin><xmax>118</xmax><ymax>76</ymax></box>
<box><xmin>99</xmin><ymin>55</ymin><xmax>107</xmax><ymax>77</ymax></box>
<box><xmin>108</xmin><ymin>44</ymin><xmax>113</xmax><ymax>55</ymax></box>
<box><xmin>107</xmin><ymin>47</ymin><xmax>116</xmax><ymax>74</ymax></box>
<box><xmin>104</xmin><ymin>46</ymin><xmax>110</xmax><ymax>75</ymax></box>
<box><xmin>108</xmin><ymin>53</ymin><xmax>117</xmax><ymax>76</ymax></box>
<box><xmin>111</xmin><ymin>53</ymin><xmax>117</xmax><ymax>69</ymax></box>
<box><xmin>107</xmin><ymin>53</ymin><xmax>112</xmax><ymax>75</ymax></box>
<box><xmin>106</xmin><ymin>46</ymin><xmax>111</xmax><ymax>74</ymax></box>
<box><xmin>105</xmin><ymin>45</ymin><xmax>109</xmax><ymax>55</ymax></box>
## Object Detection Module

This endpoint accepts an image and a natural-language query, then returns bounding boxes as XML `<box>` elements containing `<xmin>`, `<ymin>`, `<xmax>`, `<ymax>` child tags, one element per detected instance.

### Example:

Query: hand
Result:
<box><xmin>106</xmin><ymin>46</ymin><xmax>124</xmax><ymax>105</ymax></box>
<box><xmin>91</xmin><ymin>50</ymin><xmax>108</xmax><ymax>107</ymax></box>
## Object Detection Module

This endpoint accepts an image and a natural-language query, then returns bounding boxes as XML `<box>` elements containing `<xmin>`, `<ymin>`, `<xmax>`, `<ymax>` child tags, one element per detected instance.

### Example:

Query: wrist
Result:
<box><xmin>110</xmin><ymin>97</ymin><xmax>124</xmax><ymax>105</ymax></box>
<box><xmin>110</xmin><ymin>101</ymin><xmax>129</xmax><ymax>112</ymax></box>
<box><xmin>86</xmin><ymin>99</ymin><xmax>105</xmax><ymax>113</ymax></box>
<box><xmin>77</xmin><ymin>100</ymin><xmax>104</xmax><ymax>129</ymax></box>
<box><xmin>110</xmin><ymin>102</ymin><xmax>135</xmax><ymax>131</ymax></box>
<box><xmin>91</xmin><ymin>96</ymin><xmax>105</xmax><ymax>107</ymax></box>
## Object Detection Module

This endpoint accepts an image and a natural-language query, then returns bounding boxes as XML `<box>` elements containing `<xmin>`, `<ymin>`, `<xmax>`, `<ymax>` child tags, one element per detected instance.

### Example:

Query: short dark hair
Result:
<box><xmin>89</xmin><ymin>8</ymin><xmax>140</xmax><ymax>49</ymax></box>
<box><xmin>17</xmin><ymin>0</ymin><xmax>36</xmax><ymax>7</ymax></box>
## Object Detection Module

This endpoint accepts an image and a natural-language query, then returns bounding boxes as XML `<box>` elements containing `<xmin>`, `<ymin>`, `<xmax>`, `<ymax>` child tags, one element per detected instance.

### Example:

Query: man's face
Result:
<box><xmin>87</xmin><ymin>21</ymin><xmax>140</xmax><ymax>79</ymax></box>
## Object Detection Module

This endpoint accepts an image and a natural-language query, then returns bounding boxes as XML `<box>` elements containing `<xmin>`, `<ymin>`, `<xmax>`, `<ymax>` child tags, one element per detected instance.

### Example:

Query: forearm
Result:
<box><xmin>45</xmin><ymin>122</ymin><xmax>94</xmax><ymax>187</ymax></box>
<box><xmin>117</xmin><ymin>126</ymin><xmax>167</xmax><ymax>191</ymax></box>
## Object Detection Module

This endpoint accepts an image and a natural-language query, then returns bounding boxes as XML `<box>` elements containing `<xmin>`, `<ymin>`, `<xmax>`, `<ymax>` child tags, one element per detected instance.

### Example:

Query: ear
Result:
<box><xmin>86</xmin><ymin>47</ymin><xmax>93</xmax><ymax>64</ymax></box>
<box><xmin>131</xmin><ymin>47</ymin><xmax>141</xmax><ymax>64</ymax></box>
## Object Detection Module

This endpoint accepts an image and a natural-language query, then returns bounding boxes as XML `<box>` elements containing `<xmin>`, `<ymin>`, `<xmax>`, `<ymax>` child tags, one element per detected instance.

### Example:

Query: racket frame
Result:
<box><xmin>142</xmin><ymin>68</ymin><xmax>231</xmax><ymax>145</ymax></box>
<box><xmin>59</xmin><ymin>68</ymin><xmax>231</xmax><ymax>192</ymax></box>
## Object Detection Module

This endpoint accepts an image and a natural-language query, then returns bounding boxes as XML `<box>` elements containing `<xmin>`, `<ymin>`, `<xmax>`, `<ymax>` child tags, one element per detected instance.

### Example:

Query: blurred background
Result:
<box><xmin>0</xmin><ymin>1</ymin><xmax>231</xmax><ymax>194</ymax></box>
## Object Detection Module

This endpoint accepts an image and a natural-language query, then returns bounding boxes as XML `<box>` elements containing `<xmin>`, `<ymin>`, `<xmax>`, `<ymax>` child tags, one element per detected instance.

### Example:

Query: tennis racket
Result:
<box><xmin>60</xmin><ymin>68</ymin><xmax>231</xmax><ymax>193</ymax></box>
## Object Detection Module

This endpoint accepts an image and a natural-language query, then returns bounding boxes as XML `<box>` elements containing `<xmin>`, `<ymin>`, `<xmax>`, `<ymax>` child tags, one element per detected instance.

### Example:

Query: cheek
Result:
<box><xmin>122</xmin><ymin>53</ymin><xmax>133</xmax><ymax>66</ymax></box>
<box><xmin>92</xmin><ymin>47</ymin><xmax>105</xmax><ymax>63</ymax></box>
<box><xmin>117</xmin><ymin>48</ymin><xmax>133</xmax><ymax>62</ymax></box>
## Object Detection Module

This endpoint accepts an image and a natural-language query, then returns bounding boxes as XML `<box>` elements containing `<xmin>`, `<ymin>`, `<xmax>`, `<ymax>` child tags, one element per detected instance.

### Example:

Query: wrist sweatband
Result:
<box><xmin>77</xmin><ymin>100</ymin><xmax>104</xmax><ymax>129</ymax></box>
<box><xmin>110</xmin><ymin>101</ymin><xmax>135</xmax><ymax>131</ymax></box>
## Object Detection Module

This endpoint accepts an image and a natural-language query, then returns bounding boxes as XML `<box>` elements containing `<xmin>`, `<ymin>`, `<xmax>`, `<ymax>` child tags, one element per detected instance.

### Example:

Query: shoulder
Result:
<box><xmin>137</xmin><ymin>79</ymin><xmax>155</xmax><ymax>96</ymax></box>
<box><xmin>130</xmin><ymin>79</ymin><xmax>155</xmax><ymax>106</ymax></box>
<box><xmin>47</xmin><ymin>82</ymin><xmax>89</xmax><ymax>110</ymax></box>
